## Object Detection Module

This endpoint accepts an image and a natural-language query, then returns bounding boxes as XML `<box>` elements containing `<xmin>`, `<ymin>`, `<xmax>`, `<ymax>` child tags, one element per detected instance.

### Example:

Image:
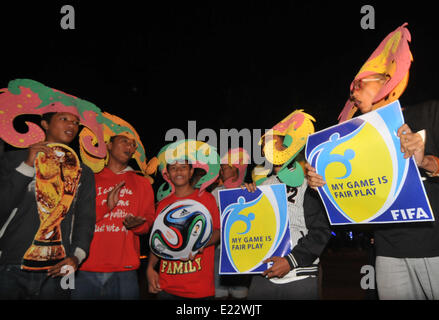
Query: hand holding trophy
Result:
<box><xmin>22</xmin><ymin>143</ymin><xmax>82</xmax><ymax>271</ymax></box>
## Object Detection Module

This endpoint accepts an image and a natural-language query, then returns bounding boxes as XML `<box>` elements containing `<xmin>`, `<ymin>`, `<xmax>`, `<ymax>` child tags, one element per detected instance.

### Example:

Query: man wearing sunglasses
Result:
<box><xmin>306</xmin><ymin>24</ymin><xmax>439</xmax><ymax>300</ymax></box>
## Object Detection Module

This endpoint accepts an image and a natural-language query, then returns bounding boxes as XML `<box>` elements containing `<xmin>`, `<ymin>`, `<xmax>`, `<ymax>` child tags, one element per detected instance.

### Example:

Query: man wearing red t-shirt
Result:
<box><xmin>72</xmin><ymin>135</ymin><xmax>155</xmax><ymax>300</ymax></box>
<box><xmin>147</xmin><ymin>161</ymin><xmax>220</xmax><ymax>299</ymax></box>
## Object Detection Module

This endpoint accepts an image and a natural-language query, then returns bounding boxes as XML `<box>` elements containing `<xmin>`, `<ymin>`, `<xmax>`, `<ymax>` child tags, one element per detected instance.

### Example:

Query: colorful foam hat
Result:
<box><xmin>0</xmin><ymin>79</ymin><xmax>107</xmax><ymax>159</ymax></box>
<box><xmin>338</xmin><ymin>23</ymin><xmax>413</xmax><ymax>122</ymax></box>
<box><xmin>251</xmin><ymin>165</ymin><xmax>272</xmax><ymax>186</ymax></box>
<box><xmin>156</xmin><ymin>139</ymin><xmax>220</xmax><ymax>201</ymax></box>
<box><xmin>259</xmin><ymin>109</ymin><xmax>315</xmax><ymax>187</ymax></box>
<box><xmin>79</xmin><ymin>112</ymin><xmax>158</xmax><ymax>183</ymax></box>
<box><xmin>220</xmin><ymin>148</ymin><xmax>250</xmax><ymax>189</ymax></box>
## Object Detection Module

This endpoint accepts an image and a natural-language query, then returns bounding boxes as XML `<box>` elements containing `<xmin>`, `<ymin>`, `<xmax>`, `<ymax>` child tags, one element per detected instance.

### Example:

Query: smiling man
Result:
<box><xmin>147</xmin><ymin>160</ymin><xmax>220</xmax><ymax>299</ymax></box>
<box><xmin>147</xmin><ymin>140</ymin><xmax>220</xmax><ymax>300</ymax></box>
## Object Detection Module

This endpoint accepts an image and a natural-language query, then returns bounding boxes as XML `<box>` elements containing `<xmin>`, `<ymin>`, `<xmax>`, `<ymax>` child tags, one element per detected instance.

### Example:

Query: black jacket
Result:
<box><xmin>0</xmin><ymin>149</ymin><xmax>96</xmax><ymax>266</ymax></box>
<box><xmin>374</xmin><ymin>100</ymin><xmax>439</xmax><ymax>258</ymax></box>
<box><xmin>262</xmin><ymin>175</ymin><xmax>331</xmax><ymax>280</ymax></box>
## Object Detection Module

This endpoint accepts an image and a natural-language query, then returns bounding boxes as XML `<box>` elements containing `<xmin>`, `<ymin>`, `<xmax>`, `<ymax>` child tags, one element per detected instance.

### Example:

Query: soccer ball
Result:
<box><xmin>149</xmin><ymin>199</ymin><xmax>213</xmax><ymax>260</ymax></box>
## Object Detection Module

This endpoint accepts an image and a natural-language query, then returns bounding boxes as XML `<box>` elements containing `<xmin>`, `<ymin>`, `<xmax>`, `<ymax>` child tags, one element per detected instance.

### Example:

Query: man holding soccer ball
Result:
<box><xmin>147</xmin><ymin>140</ymin><xmax>221</xmax><ymax>299</ymax></box>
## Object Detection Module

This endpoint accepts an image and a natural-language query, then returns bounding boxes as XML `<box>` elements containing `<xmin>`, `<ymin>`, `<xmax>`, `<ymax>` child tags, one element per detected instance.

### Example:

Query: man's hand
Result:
<box><xmin>305</xmin><ymin>162</ymin><xmax>326</xmax><ymax>190</ymax></box>
<box><xmin>241</xmin><ymin>182</ymin><xmax>257</xmax><ymax>193</ymax></box>
<box><xmin>262</xmin><ymin>256</ymin><xmax>291</xmax><ymax>279</ymax></box>
<box><xmin>47</xmin><ymin>256</ymin><xmax>79</xmax><ymax>278</ymax></box>
<box><xmin>181</xmin><ymin>251</ymin><xmax>197</xmax><ymax>262</ymax></box>
<box><xmin>397</xmin><ymin>124</ymin><xmax>425</xmax><ymax>166</ymax></box>
<box><xmin>107</xmin><ymin>181</ymin><xmax>125</xmax><ymax>211</ymax></box>
<box><xmin>123</xmin><ymin>214</ymin><xmax>146</xmax><ymax>230</ymax></box>
<box><xmin>25</xmin><ymin>141</ymin><xmax>52</xmax><ymax>167</ymax></box>
<box><xmin>147</xmin><ymin>267</ymin><xmax>162</xmax><ymax>294</ymax></box>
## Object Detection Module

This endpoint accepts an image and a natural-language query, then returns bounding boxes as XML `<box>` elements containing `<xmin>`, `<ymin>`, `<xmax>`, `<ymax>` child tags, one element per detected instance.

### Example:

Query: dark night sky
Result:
<box><xmin>1</xmin><ymin>1</ymin><xmax>439</xmax><ymax>158</ymax></box>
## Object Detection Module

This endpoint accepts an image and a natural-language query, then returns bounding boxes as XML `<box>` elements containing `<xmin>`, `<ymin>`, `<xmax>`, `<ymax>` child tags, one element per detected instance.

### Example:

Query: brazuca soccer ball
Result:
<box><xmin>149</xmin><ymin>199</ymin><xmax>213</xmax><ymax>260</ymax></box>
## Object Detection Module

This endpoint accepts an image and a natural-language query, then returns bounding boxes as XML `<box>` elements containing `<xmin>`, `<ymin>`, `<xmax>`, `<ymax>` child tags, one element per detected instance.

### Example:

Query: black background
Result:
<box><xmin>1</xmin><ymin>1</ymin><xmax>438</xmax><ymax>158</ymax></box>
<box><xmin>1</xmin><ymin>0</ymin><xmax>439</xmax><ymax>304</ymax></box>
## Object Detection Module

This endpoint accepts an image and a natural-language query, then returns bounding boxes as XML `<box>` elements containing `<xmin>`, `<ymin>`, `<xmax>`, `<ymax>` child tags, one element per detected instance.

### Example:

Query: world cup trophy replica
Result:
<box><xmin>21</xmin><ymin>143</ymin><xmax>82</xmax><ymax>271</ymax></box>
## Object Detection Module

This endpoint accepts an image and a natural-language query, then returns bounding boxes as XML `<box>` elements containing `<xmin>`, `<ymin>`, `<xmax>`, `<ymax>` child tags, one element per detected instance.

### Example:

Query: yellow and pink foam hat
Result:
<box><xmin>220</xmin><ymin>148</ymin><xmax>250</xmax><ymax>188</ymax></box>
<box><xmin>0</xmin><ymin>79</ymin><xmax>107</xmax><ymax>159</ymax></box>
<box><xmin>338</xmin><ymin>23</ymin><xmax>413</xmax><ymax>122</ymax></box>
<box><xmin>257</xmin><ymin>109</ymin><xmax>315</xmax><ymax>187</ymax></box>
<box><xmin>79</xmin><ymin>112</ymin><xmax>158</xmax><ymax>183</ymax></box>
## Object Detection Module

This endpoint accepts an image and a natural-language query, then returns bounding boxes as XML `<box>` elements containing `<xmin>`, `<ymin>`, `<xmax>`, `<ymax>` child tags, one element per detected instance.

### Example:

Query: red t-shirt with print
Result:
<box><xmin>155</xmin><ymin>189</ymin><xmax>220</xmax><ymax>298</ymax></box>
<box><xmin>80</xmin><ymin>167</ymin><xmax>155</xmax><ymax>272</ymax></box>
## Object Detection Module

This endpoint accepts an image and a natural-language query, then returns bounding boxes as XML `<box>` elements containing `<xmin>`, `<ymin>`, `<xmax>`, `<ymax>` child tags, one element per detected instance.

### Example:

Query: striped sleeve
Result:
<box><xmin>286</xmin><ymin>188</ymin><xmax>331</xmax><ymax>269</ymax></box>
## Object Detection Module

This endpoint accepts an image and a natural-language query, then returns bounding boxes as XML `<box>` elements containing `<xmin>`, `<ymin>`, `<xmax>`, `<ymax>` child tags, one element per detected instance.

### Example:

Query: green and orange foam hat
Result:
<box><xmin>156</xmin><ymin>139</ymin><xmax>220</xmax><ymax>201</ymax></box>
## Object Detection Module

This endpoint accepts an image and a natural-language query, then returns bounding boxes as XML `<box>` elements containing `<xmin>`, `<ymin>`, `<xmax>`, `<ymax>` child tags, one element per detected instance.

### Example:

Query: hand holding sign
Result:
<box><xmin>305</xmin><ymin>101</ymin><xmax>433</xmax><ymax>225</ymax></box>
<box><xmin>262</xmin><ymin>256</ymin><xmax>290</xmax><ymax>279</ymax></box>
<box><xmin>397</xmin><ymin>124</ymin><xmax>425</xmax><ymax>165</ymax></box>
<box><xmin>305</xmin><ymin>162</ymin><xmax>325</xmax><ymax>190</ymax></box>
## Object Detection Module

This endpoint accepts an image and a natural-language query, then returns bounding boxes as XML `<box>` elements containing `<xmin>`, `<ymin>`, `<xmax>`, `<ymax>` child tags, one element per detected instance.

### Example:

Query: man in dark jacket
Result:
<box><xmin>0</xmin><ymin>112</ymin><xmax>96</xmax><ymax>299</ymax></box>
<box><xmin>306</xmin><ymin>24</ymin><xmax>439</xmax><ymax>299</ymax></box>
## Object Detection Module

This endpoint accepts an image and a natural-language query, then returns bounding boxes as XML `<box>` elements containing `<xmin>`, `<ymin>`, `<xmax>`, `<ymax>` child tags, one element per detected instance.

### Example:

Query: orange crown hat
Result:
<box><xmin>338</xmin><ymin>23</ymin><xmax>413</xmax><ymax>123</ymax></box>
<box><xmin>0</xmin><ymin>79</ymin><xmax>107</xmax><ymax>159</ymax></box>
<box><xmin>79</xmin><ymin>112</ymin><xmax>158</xmax><ymax>183</ymax></box>
<box><xmin>220</xmin><ymin>148</ymin><xmax>250</xmax><ymax>188</ymax></box>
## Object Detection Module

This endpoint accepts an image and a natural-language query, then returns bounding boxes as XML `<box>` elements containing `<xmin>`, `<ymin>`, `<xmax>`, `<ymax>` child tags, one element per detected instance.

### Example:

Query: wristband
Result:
<box><xmin>426</xmin><ymin>156</ymin><xmax>439</xmax><ymax>177</ymax></box>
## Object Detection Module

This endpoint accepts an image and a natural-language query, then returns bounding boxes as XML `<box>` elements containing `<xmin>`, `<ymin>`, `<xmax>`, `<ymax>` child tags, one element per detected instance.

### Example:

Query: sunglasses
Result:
<box><xmin>352</xmin><ymin>76</ymin><xmax>388</xmax><ymax>91</ymax></box>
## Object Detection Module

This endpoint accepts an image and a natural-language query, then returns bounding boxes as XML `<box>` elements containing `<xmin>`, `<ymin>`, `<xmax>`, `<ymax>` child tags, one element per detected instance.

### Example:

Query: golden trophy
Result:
<box><xmin>22</xmin><ymin>143</ymin><xmax>82</xmax><ymax>271</ymax></box>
